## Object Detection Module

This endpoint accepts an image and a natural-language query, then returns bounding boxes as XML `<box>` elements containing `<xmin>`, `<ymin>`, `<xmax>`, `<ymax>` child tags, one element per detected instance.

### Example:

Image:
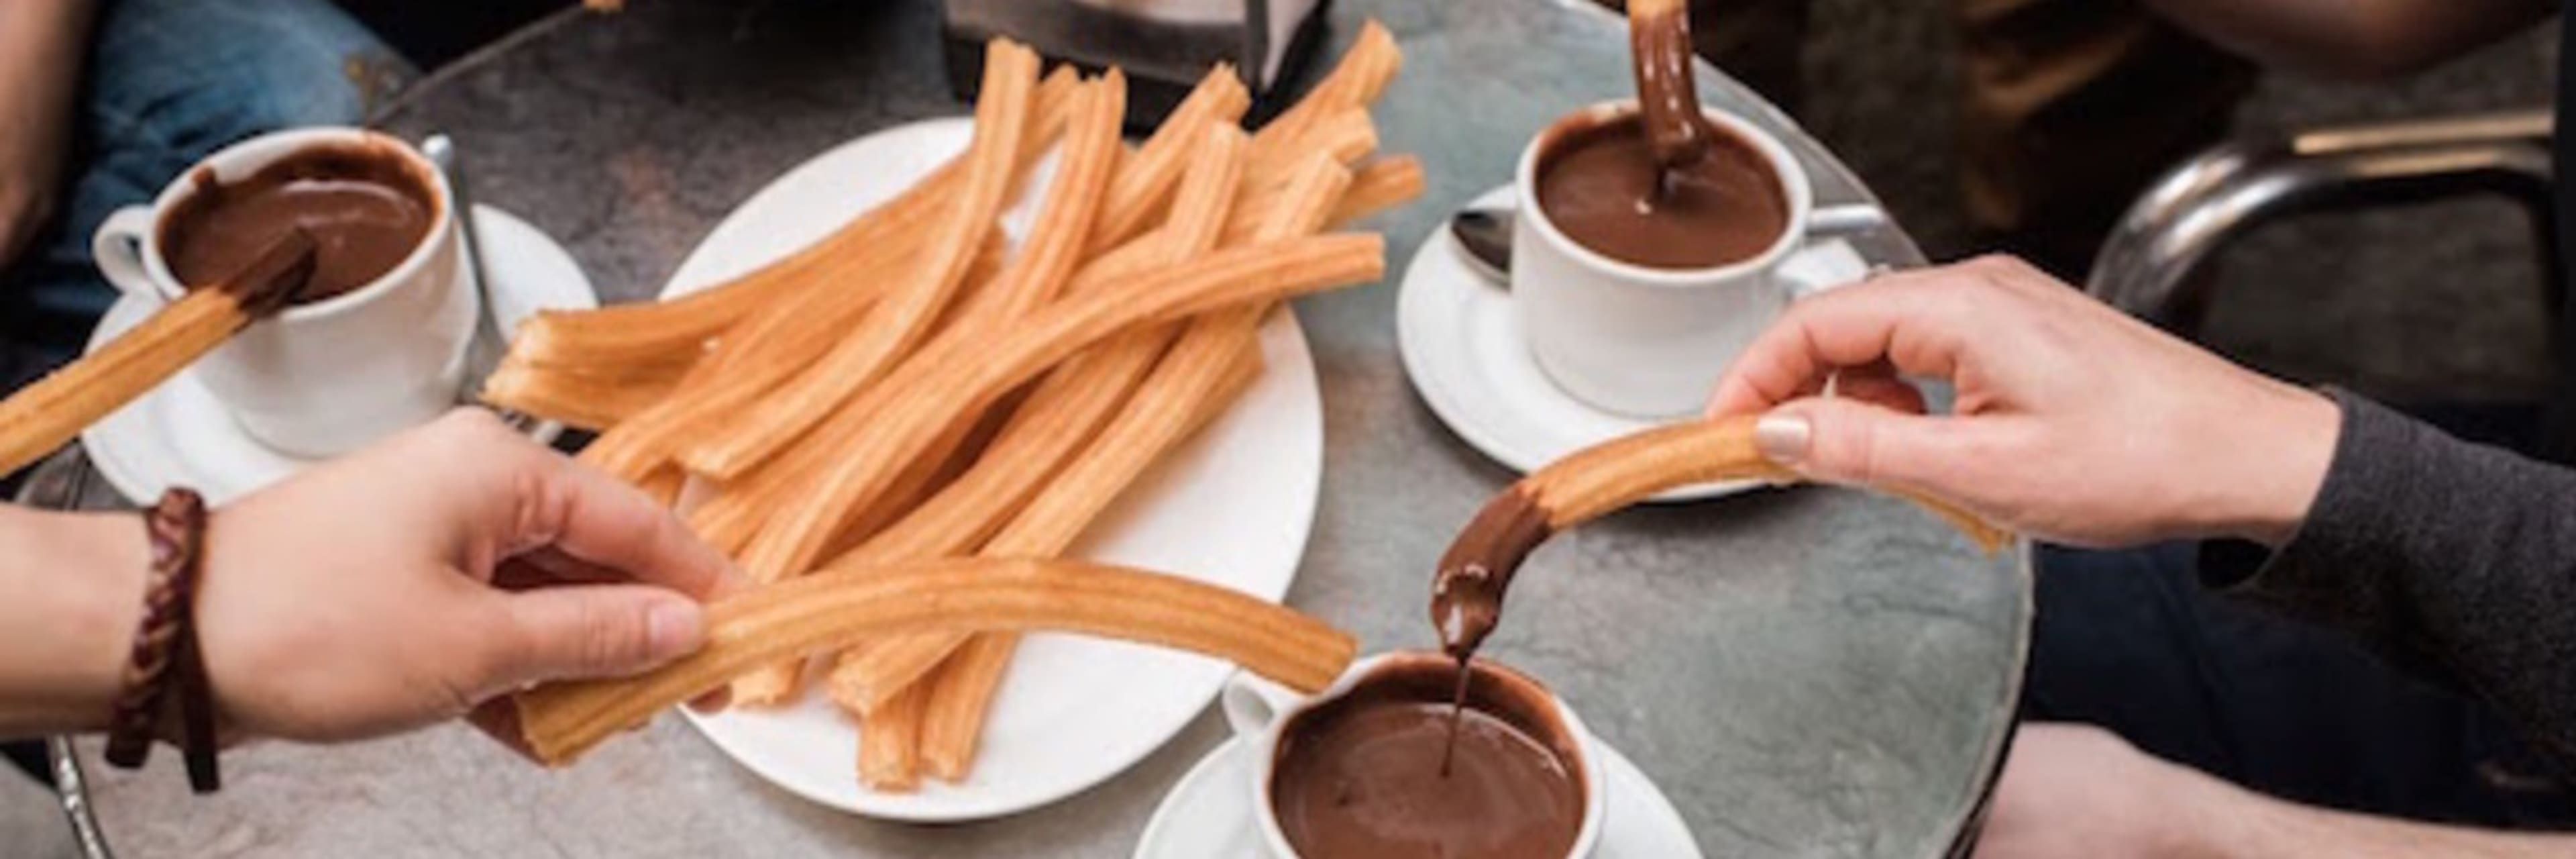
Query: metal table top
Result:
<box><xmin>49</xmin><ymin>1</ymin><xmax>2028</xmax><ymax>856</ymax></box>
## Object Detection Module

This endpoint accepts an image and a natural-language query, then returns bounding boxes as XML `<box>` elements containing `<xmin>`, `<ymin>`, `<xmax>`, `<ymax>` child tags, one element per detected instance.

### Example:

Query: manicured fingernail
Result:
<box><xmin>1754</xmin><ymin>412</ymin><xmax>1812</xmax><ymax>464</ymax></box>
<box><xmin>647</xmin><ymin>601</ymin><xmax>704</xmax><ymax>659</ymax></box>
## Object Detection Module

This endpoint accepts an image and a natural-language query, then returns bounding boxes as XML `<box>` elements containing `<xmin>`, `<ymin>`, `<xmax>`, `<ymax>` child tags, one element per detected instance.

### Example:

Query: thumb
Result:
<box><xmin>494</xmin><ymin>585</ymin><xmax>706</xmax><ymax>687</ymax></box>
<box><xmin>1753</xmin><ymin>397</ymin><xmax>1986</xmax><ymax>493</ymax></box>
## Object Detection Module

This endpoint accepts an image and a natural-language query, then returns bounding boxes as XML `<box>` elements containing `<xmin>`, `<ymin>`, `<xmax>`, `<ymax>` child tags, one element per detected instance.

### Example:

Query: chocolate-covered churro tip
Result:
<box><xmin>1430</xmin><ymin>489</ymin><xmax>1553</xmax><ymax>661</ymax></box>
<box><xmin>1627</xmin><ymin>0</ymin><xmax>1711</xmax><ymax>170</ymax></box>
<box><xmin>221</xmin><ymin>228</ymin><xmax>321</xmax><ymax>318</ymax></box>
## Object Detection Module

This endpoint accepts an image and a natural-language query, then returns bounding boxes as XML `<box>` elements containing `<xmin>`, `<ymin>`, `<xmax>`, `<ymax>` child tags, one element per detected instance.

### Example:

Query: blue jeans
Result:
<box><xmin>2028</xmin><ymin>543</ymin><xmax>2576</xmax><ymax>826</ymax></box>
<box><xmin>1</xmin><ymin>0</ymin><xmax>412</xmax><ymax>383</ymax></box>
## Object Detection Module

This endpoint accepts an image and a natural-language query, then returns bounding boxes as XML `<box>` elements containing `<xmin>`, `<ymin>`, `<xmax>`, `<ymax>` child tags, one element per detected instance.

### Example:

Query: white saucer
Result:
<box><xmin>1134</xmin><ymin>736</ymin><xmax>1705</xmax><ymax>858</ymax></box>
<box><xmin>80</xmin><ymin>205</ymin><xmax>596</xmax><ymax>505</ymax></box>
<box><xmin>672</xmin><ymin>118</ymin><xmax>1328</xmax><ymax>823</ymax></box>
<box><xmin>1397</xmin><ymin>186</ymin><xmax>1872</xmax><ymax>502</ymax></box>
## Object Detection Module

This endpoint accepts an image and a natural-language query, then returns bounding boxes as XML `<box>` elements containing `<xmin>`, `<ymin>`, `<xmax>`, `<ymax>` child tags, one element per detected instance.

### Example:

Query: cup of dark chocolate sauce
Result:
<box><xmin>1512</xmin><ymin>101</ymin><xmax>1815</xmax><ymax>419</ymax></box>
<box><xmin>91</xmin><ymin>128</ymin><xmax>474</xmax><ymax>457</ymax></box>
<box><xmin>1222</xmin><ymin>651</ymin><xmax>1607</xmax><ymax>858</ymax></box>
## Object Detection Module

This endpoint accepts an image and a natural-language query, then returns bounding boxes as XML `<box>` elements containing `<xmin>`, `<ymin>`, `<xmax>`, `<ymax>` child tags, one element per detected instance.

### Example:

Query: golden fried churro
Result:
<box><xmin>563</xmin><ymin>68</ymin><xmax>1072</xmax><ymax>483</ymax></box>
<box><xmin>1328</xmin><ymin>154</ymin><xmax>1427</xmax><ymax>228</ymax></box>
<box><xmin>772</xmin><ymin>130</ymin><xmax>1256</xmax><ymax>709</ymax></box>
<box><xmin>824</xmin><ymin>125</ymin><xmax>1248</xmax><ymax>572</ymax></box>
<box><xmin>729</xmin><ymin>233</ymin><xmax>1383</xmax><ymax>609</ymax></box>
<box><xmin>676</xmin><ymin>42</ymin><xmax>1040</xmax><ymax>480</ymax></box>
<box><xmin>859</xmin><ymin>680</ymin><xmax>929</xmax><ymax>791</ymax></box>
<box><xmin>514</xmin><ymin>559</ymin><xmax>1358</xmax><ymax>766</ymax></box>
<box><xmin>914</xmin><ymin>349</ymin><xmax>1259</xmax><ymax>782</ymax></box>
<box><xmin>511</xmin><ymin>68</ymin><xmax>1079</xmax><ymax>378</ymax></box>
<box><xmin>1431</xmin><ymin>417</ymin><xmax>2012</xmax><ymax>660</ymax></box>
<box><xmin>839</xmin><ymin>157</ymin><xmax>1348</xmax><ymax>718</ymax></box>
<box><xmin>0</xmin><ymin>231</ymin><xmax>315</xmax><ymax>474</ymax></box>
<box><xmin>1250</xmin><ymin>21</ymin><xmax>1399</xmax><ymax>162</ymax></box>
<box><xmin>949</xmin><ymin>70</ymin><xmax>1128</xmax><ymax>329</ymax></box>
<box><xmin>1086</xmin><ymin>65</ymin><xmax>1252</xmax><ymax>252</ymax></box>
<box><xmin>816</xmin><ymin>130</ymin><xmax>1256</xmax><ymax>713</ymax></box>
<box><xmin>480</xmin><ymin>362</ymin><xmax>682</xmax><ymax>431</ymax></box>
<box><xmin>1247</xmin><ymin>108</ymin><xmax>1377</xmax><ymax>181</ymax></box>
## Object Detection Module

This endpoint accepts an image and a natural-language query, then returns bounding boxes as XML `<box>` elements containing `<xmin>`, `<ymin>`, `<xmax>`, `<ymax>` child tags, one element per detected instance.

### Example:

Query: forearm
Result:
<box><xmin>2139</xmin><ymin>0</ymin><xmax>2548</xmax><ymax>79</ymax></box>
<box><xmin>0</xmin><ymin>0</ymin><xmax>97</xmax><ymax>152</ymax></box>
<box><xmin>0</xmin><ymin>506</ymin><xmax>144</xmax><ymax>738</ymax></box>
<box><xmin>2191</xmin><ymin>776</ymin><xmax>2576</xmax><ymax>858</ymax></box>
<box><xmin>2214</xmin><ymin>392</ymin><xmax>2576</xmax><ymax>762</ymax></box>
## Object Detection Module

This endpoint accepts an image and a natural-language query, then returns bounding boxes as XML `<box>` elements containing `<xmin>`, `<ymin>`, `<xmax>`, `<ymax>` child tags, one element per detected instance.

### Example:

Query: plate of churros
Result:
<box><xmin>482</xmin><ymin>26</ymin><xmax>1417</xmax><ymax>821</ymax></box>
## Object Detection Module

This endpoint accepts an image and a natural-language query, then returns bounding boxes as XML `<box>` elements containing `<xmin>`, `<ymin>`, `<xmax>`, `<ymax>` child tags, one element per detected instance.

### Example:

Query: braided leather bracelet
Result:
<box><xmin>101</xmin><ymin>488</ymin><xmax>222</xmax><ymax>793</ymax></box>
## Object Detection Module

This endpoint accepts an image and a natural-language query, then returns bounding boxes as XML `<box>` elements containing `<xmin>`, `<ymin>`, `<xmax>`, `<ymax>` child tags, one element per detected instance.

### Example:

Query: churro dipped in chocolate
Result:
<box><xmin>0</xmin><ymin>230</ymin><xmax>316</xmax><ymax>474</ymax></box>
<box><xmin>1626</xmin><ymin>0</ymin><xmax>1708</xmax><ymax>170</ymax></box>
<box><xmin>1430</xmin><ymin>417</ymin><xmax>2011</xmax><ymax>663</ymax></box>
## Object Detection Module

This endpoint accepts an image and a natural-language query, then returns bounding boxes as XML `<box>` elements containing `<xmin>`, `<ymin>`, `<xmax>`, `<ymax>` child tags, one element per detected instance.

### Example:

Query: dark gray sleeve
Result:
<box><xmin>2205</xmin><ymin>391</ymin><xmax>2576</xmax><ymax>762</ymax></box>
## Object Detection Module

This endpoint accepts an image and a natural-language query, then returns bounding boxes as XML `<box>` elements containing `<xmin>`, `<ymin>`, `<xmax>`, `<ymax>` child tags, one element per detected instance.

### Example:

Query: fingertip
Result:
<box><xmin>645</xmin><ymin>597</ymin><xmax>706</xmax><ymax>662</ymax></box>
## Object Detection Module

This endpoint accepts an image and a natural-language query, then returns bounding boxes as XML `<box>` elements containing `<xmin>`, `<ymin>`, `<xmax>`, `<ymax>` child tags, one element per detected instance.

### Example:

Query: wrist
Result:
<box><xmin>2217</xmin><ymin>382</ymin><xmax>2339</xmax><ymax>548</ymax></box>
<box><xmin>0</xmin><ymin>509</ymin><xmax>149</xmax><ymax>736</ymax></box>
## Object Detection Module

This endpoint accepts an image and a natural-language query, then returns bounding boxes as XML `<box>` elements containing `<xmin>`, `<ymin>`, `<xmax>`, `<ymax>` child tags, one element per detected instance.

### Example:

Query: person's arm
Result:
<box><xmin>0</xmin><ymin>410</ymin><xmax>737</xmax><ymax>746</ymax></box>
<box><xmin>2212</xmin><ymin>393</ymin><xmax>2576</xmax><ymax>762</ymax></box>
<box><xmin>0</xmin><ymin>0</ymin><xmax>98</xmax><ymax>267</ymax></box>
<box><xmin>1976</xmin><ymin>724</ymin><xmax>2576</xmax><ymax>858</ymax></box>
<box><xmin>0</xmin><ymin>506</ymin><xmax>147</xmax><ymax>736</ymax></box>
<box><xmin>2139</xmin><ymin>0</ymin><xmax>2551</xmax><ymax>79</ymax></box>
<box><xmin>1706</xmin><ymin>255</ymin><xmax>2575</xmax><ymax>760</ymax></box>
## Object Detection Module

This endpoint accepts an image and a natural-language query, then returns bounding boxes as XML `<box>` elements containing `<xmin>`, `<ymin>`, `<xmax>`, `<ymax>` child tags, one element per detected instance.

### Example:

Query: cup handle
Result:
<box><xmin>91</xmin><ymin>206</ymin><xmax>164</xmax><ymax>305</ymax></box>
<box><xmin>1221</xmin><ymin>672</ymin><xmax>1303</xmax><ymax>740</ymax></box>
<box><xmin>1805</xmin><ymin>203</ymin><xmax>1887</xmax><ymax>240</ymax></box>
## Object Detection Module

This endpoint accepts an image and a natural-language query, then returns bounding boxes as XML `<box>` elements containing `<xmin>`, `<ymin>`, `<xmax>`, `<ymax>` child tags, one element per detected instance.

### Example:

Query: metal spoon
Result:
<box><xmin>420</xmin><ymin>134</ymin><xmax>534</xmax><ymax>431</ymax></box>
<box><xmin>1445</xmin><ymin>202</ymin><xmax>1891</xmax><ymax>286</ymax></box>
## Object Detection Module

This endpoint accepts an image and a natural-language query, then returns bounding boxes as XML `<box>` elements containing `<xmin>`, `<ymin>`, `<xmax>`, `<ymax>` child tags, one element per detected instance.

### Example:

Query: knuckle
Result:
<box><xmin>578</xmin><ymin>601</ymin><xmax>649</xmax><ymax>672</ymax></box>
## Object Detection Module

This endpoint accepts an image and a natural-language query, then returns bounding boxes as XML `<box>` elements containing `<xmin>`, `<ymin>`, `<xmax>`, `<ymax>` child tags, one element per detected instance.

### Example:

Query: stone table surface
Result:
<box><xmin>51</xmin><ymin>0</ymin><xmax>2031</xmax><ymax>856</ymax></box>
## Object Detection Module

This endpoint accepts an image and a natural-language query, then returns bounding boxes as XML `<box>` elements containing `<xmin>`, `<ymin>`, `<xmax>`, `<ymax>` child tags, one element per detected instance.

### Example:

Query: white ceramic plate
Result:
<box><xmin>674</xmin><ymin>118</ymin><xmax>1328</xmax><ymax>821</ymax></box>
<box><xmin>1396</xmin><ymin>185</ymin><xmax>1871</xmax><ymax>502</ymax></box>
<box><xmin>82</xmin><ymin>206</ymin><xmax>592</xmax><ymax>505</ymax></box>
<box><xmin>1132</xmin><ymin>736</ymin><xmax>1706</xmax><ymax>858</ymax></box>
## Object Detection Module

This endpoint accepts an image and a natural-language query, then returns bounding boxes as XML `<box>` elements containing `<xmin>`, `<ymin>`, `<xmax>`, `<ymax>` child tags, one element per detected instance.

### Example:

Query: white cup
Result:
<box><xmin>1513</xmin><ymin>101</ymin><xmax>1817</xmax><ymax>418</ymax></box>
<box><xmin>91</xmin><ymin>127</ymin><xmax>476</xmax><ymax>458</ymax></box>
<box><xmin>1222</xmin><ymin>651</ymin><xmax>1609</xmax><ymax>858</ymax></box>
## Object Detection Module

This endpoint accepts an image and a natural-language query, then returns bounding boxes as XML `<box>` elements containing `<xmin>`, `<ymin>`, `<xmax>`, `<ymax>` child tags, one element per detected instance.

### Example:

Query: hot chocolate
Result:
<box><xmin>1534</xmin><ymin>113</ymin><xmax>1790</xmax><ymax>270</ymax></box>
<box><xmin>160</xmin><ymin>142</ymin><xmax>436</xmax><ymax>304</ymax></box>
<box><xmin>1270</xmin><ymin>658</ymin><xmax>1585</xmax><ymax>859</ymax></box>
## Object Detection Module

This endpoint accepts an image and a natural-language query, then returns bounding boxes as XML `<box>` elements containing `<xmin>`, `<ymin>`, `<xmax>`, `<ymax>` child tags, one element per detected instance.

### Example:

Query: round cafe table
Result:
<box><xmin>38</xmin><ymin>1</ymin><xmax>2030</xmax><ymax>856</ymax></box>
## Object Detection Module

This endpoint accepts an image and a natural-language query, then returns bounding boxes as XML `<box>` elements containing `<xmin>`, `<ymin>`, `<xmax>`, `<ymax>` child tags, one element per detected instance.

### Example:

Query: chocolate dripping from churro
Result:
<box><xmin>1428</xmin><ymin>488</ymin><xmax>1554</xmax><ymax>774</ymax></box>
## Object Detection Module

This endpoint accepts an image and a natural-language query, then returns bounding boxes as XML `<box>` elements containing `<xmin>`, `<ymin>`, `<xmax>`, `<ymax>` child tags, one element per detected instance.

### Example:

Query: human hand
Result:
<box><xmin>1706</xmin><ymin>256</ymin><xmax>2341</xmax><ymax>547</ymax></box>
<box><xmin>191</xmin><ymin>410</ymin><xmax>737</xmax><ymax>746</ymax></box>
<box><xmin>1972</xmin><ymin>723</ymin><xmax>2213</xmax><ymax>859</ymax></box>
<box><xmin>0</xmin><ymin>1</ymin><xmax>89</xmax><ymax>270</ymax></box>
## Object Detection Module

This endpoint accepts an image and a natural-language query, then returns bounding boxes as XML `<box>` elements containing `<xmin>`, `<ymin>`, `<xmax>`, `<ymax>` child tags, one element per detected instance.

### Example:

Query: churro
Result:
<box><xmin>948</xmin><ymin>70</ymin><xmax>1129</xmax><ymax>330</ymax></box>
<box><xmin>515</xmin><ymin>558</ymin><xmax>1358</xmax><ymax>766</ymax></box>
<box><xmin>1432</xmin><ymin>417</ymin><xmax>2011</xmax><ymax>660</ymax></box>
<box><xmin>509</xmin><ymin>68</ymin><xmax>1079</xmax><ymax>378</ymax></box>
<box><xmin>859</xmin><ymin>681</ymin><xmax>929</xmax><ymax>791</ymax></box>
<box><xmin>1328</xmin><ymin>154</ymin><xmax>1426</xmax><ymax>228</ymax></box>
<box><xmin>729</xmin><ymin>233</ymin><xmax>1383</xmax><ymax>605</ymax></box>
<box><xmin>1087</xmin><ymin>65</ymin><xmax>1252</xmax><ymax>252</ymax></box>
<box><xmin>563</xmin><ymin>66</ymin><xmax>1071</xmax><ymax>484</ymax></box>
<box><xmin>0</xmin><ymin>231</ymin><xmax>315</xmax><ymax>474</ymax></box>
<box><xmin>831</xmin><ymin>155</ymin><xmax>1352</xmax><ymax>715</ymax></box>
<box><xmin>818</xmin><ymin>128</ymin><xmax>1256</xmax><ymax>713</ymax></box>
<box><xmin>676</xmin><ymin>42</ymin><xmax>1040</xmax><ymax>480</ymax></box>
<box><xmin>914</xmin><ymin>352</ymin><xmax>1260</xmax><ymax>782</ymax></box>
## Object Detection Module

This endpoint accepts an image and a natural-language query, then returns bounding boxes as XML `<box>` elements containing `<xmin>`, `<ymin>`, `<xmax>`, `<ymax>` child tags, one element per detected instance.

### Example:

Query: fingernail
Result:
<box><xmin>646</xmin><ymin>601</ymin><xmax>704</xmax><ymax>659</ymax></box>
<box><xmin>1754</xmin><ymin>412</ymin><xmax>1812</xmax><ymax>464</ymax></box>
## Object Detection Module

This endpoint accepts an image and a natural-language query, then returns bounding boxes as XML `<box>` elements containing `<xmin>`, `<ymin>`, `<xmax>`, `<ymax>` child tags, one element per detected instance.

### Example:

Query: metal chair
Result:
<box><xmin>2084</xmin><ymin>109</ymin><xmax>2573</xmax><ymax>460</ymax></box>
